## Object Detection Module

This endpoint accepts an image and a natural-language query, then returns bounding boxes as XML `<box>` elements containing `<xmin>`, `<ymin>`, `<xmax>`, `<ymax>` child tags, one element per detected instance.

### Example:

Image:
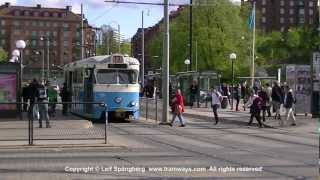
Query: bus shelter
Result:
<box><xmin>175</xmin><ymin>71</ymin><xmax>220</xmax><ymax>106</ymax></box>
<box><xmin>0</xmin><ymin>62</ymin><xmax>20</xmax><ymax>118</ymax></box>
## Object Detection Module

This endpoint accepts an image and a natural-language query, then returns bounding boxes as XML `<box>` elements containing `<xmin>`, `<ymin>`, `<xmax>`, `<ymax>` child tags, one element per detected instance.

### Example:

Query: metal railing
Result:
<box><xmin>0</xmin><ymin>101</ymin><xmax>108</xmax><ymax>146</ymax></box>
<box><xmin>139</xmin><ymin>96</ymin><xmax>162</xmax><ymax>122</ymax></box>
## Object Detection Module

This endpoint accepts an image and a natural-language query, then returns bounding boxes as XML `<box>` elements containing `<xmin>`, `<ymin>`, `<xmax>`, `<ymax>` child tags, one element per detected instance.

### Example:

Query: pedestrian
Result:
<box><xmin>284</xmin><ymin>87</ymin><xmax>296</xmax><ymax>126</ymax></box>
<box><xmin>258</xmin><ymin>86</ymin><xmax>269</xmax><ymax>122</ymax></box>
<box><xmin>22</xmin><ymin>83</ymin><xmax>30</xmax><ymax>112</ymax></box>
<box><xmin>189</xmin><ymin>80</ymin><xmax>198</xmax><ymax>108</ymax></box>
<box><xmin>60</xmin><ymin>82</ymin><xmax>70</xmax><ymax>116</ymax></box>
<box><xmin>245</xmin><ymin>90</ymin><xmax>263</xmax><ymax>128</ymax></box>
<box><xmin>265</xmin><ymin>83</ymin><xmax>272</xmax><ymax>117</ymax></box>
<box><xmin>169</xmin><ymin>89</ymin><xmax>185</xmax><ymax>127</ymax></box>
<box><xmin>211</xmin><ymin>87</ymin><xmax>222</xmax><ymax>125</ymax></box>
<box><xmin>37</xmin><ymin>80</ymin><xmax>50</xmax><ymax>128</ymax></box>
<box><xmin>47</xmin><ymin>81</ymin><xmax>58</xmax><ymax>117</ymax></box>
<box><xmin>235</xmin><ymin>84</ymin><xmax>241</xmax><ymax>111</ymax></box>
<box><xmin>28</xmin><ymin>78</ymin><xmax>40</xmax><ymax>121</ymax></box>
<box><xmin>271</xmin><ymin>81</ymin><xmax>283</xmax><ymax>123</ymax></box>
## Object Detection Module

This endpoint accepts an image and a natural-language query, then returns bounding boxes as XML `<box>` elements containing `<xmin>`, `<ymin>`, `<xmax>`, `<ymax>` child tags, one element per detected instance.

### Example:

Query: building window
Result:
<box><xmin>32</xmin><ymin>21</ymin><xmax>37</xmax><ymax>26</ymax></box>
<box><xmin>24</xmin><ymin>11</ymin><xmax>30</xmax><ymax>16</ymax></box>
<box><xmin>262</xmin><ymin>0</ymin><xmax>266</xmax><ymax>5</ymax></box>
<box><xmin>34</xmin><ymin>11</ymin><xmax>39</xmax><ymax>17</ymax></box>
<box><xmin>63</xmin><ymin>31</ymin><xmax>70</xmax><ymax>38</ymax></box>
<box><xmin>309</xmin><ymin>1</ymin><xmax>313</xmax><ymax>7</ymax></box>
<box><xmin>46</xmin><ymin>31</ymin><xmax>50</xmax><ymax>36</ymax></box>
<box><xmin>309</xmin><ymin>18</ymin><xmax>313</xmax><ymax>24</ymax></box>
<box><xmin>39</xmin><ymin>21</ymin><xmax>44</xmax><ymax>27</ymax></box>
<box><xmin>53</xmin><ymin>22</ymin><xmax>58</xmax><ymax>27</ymax></box>
<box><xmin>39</xmin><ymin>40</ymin><xmax>44</xmax><ymax>46</ymax></box>
<box><xmin>31</xmin><ymin>31</ymin><xmax>37</xmax><ymax>36</ymax></box>
<box><xmin>53</xmin><ymin>41</ymin><xmax>57</xmax><ymax>46</ymax></box>
<box><xmin>1</xmin><ymin>20</ymin><xmax>5</xmax><ymax>26</ymax></box>
<box><xmin>44</xmin><ymin>12</ymin><xmax>49</xmax><ymax>17</ymax></box>
<box><xmin>13</xmin><ymin>21</ymin><xmax>19</xmax><ymax>26</ymax></box>
<box><xmin>14</xmin><ymin>10</ymin><xmax>20</xmax><ymax>16</ymax></box>
<box><xmin>24</xmin><ymin>21</ymin><xmax>30</xmax><ymax>26</ymax></box>
<box><xmin>76</xmin><ymin>32</ymin><xmax>80</xmax><ymax>37</ymax></box>
<box><xmin>299</xmin><ymin>17</ymin><xmax>305</xmax><ymax>24</ymax></box>
<box><xmin>53</xmin><ymin>31</ymin><xmax>57</xmax><ymax>37</ymax></box>
<box><xmin>290</xmin><ymin>9</ymin><xmax>294</xmax><ymax>15</ymax></box>
<box><xmin>280</xmin><ymin>17</ymin><xmax>285</xmax><ymax>24</ymax></box>
<box><xmin>290</xmin><ymin>0</ymin><xmax>294</xmax><ymax>6</ymax></box>
<box><xmin>13</xmin><ymin>30</ymin><xmax>21</xmax><ymax>35</ymax></box>
<box><xmin>280</xmin><ymin>0</ymin><xmax>285</xmax><ymax>6</ymax></box>
<box><xmin>280</xmin><ymin>8</ymin><xmax>285</xmax><ymax>14</ymax></box>
<box><xmin>262</xmin><ymin>8</ymin><xmax>266</xmax><ymax>14</ymax></box>
<box><xmin>39</xmin><ymin>31</ymin><xmax>44</xmax><ymax>36</ymax></box>
<box><xmin>63</xmin><ymin>41</ymin><xmax>68</xmax><ymax>47</ymax></box>
<box><xmin>46</xmin><ymin>22</ymin><xmax>51</xmax><ymax>27</ymax></box>
<box><xmin>299</xmin><ymin>9</ymin><xmax>305</xmax><ymax>15</ymax></box>
<box><xmin>309</xmin><ymin>9</ymin><xmax>313</xmax><ymax>15</ymax></box>
<box><xmin>261</xmin><ymin>17</ymin><xmax>266</xmax><ymax>23</ymax></box>
<box><xmin>53</xmin><ymin>12</ymin><xmax>58</xmax><ymax>17</ymax></box>
<box><xmin>289</xmin><ymin>17</ymin><xmax>294</xmax><ymax>24</ymax></box>
<box><xmin>1</xmin><ymin>39</ymin><xmax>6</xmax><ymax>45</ymax></box>
<box><xmin>1</xmin><ymin>29</ymin><xmax>5</xmax><ymax>35</ymax></box>
<box><xmin>280</xmin><ymin>27</ymin><xmax>285</xmax><ymax>32</ymax></box>
<box><xmin>299</xmin><ymin>1</ymin><xmax>304</xmax><ymax>6</ymax></box>
<box><xmin>31</xmin><ymin>40</ymin><xmax>36</xmax><ymax>46</ymax></box>
<box><xmin>62</xmin><ymin>23</ymin><xmax>69</xmax><ymax>28</ymax></box>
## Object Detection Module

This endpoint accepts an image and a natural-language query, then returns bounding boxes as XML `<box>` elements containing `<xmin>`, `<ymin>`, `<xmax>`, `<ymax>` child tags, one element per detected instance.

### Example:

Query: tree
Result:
<box><xmin>0</xmin><ymin>48</ymin><xmax>8</xmax><ymax>62</ymax></box>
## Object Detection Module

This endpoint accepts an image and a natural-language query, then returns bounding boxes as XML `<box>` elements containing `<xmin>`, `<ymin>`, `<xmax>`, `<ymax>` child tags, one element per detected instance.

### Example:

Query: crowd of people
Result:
<box><xmin>21</xmin><ymin>78</ymin><xmax>70</xmax><ymax>128</ymax></box>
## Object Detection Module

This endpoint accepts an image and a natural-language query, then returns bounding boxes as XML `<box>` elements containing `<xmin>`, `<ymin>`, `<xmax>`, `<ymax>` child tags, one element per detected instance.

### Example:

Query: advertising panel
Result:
<box><xmin>286</xmin><ymin>65</ymin><xmax>311</xmax><ymax>114</ymax></box>
<box><xmin>0</xmin><ymin>74</ymin><xmax>17</xmax><ymax>110</ymax></box>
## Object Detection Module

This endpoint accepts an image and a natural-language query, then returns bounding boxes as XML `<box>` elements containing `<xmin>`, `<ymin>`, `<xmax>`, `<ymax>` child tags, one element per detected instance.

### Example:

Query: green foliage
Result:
<box><xmin>145</xmin><ymin>0</ymin><xmax>251</xmax><ymax>81</ymax></box>
<box><xmin>0</xmin><ymin>48</ymin><xmax>8</xmax><ymax>62</ymax></box>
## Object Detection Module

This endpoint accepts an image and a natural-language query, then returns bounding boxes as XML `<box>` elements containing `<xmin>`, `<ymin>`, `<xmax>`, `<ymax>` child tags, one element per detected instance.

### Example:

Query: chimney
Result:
<box><xmin>66</xmin><ymin>6</ymin><xmax>72</xmax><ymax>12</ymax></box>
<box><xmin>4</xmin><ymin>2</ymin><xmax>10</xmax><ymax>7</ymax></box>
<box><xmin>36</xmin><ymin>4</ymin><xmax>41</xmax><ymax>9</ymax></box>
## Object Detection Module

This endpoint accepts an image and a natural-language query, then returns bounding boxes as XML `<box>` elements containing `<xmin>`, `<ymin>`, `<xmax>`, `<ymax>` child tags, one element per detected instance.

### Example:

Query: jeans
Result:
<box><xmin>212</xmin><ymin>104</ymin><xmax>219</xmax><ymax>123</ymax></box>
<box><xmin>285</xmin><ymin>107</ymin><xmax>296</xmax><ymax>125</ymax></box>
<box><xmin>38</xmin><ymin>101</ymin><xmax>49</xmax><ymax>127</ymax></box>
<box><xmin>170</xmin><ymin>113</ymin><xmax>185</xmax><ymax>125</ymax></box>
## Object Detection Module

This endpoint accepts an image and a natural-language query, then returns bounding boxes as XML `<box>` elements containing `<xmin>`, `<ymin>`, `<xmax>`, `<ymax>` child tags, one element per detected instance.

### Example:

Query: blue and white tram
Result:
<box><xmin>63</xmin><ymin>54</ymin><xmax>140</xmax><ymax>121</ymax></box>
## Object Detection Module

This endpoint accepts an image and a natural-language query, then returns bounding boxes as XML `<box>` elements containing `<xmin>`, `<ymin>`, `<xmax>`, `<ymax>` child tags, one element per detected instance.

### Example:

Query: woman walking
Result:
<box><xmin>284</xmin><ymin>87</ymin><xmax>296</xmax><ymax>126</ymax></box>
<box><xmin>169</xmin><ymin>89</ymin><xmax>186</xmax><ymax>127</ymax></box>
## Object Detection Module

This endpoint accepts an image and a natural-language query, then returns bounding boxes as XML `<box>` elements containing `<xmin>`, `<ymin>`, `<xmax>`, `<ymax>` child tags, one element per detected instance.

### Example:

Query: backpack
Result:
<box><xmin>38</xmin><ymin>86</ymin><xmax>48</xmax><ymax>100</ymax></box>
<box><xmin>251</xmin><ymin>96</ymin><xmax>262</xmax><ymax>112</ymax></box>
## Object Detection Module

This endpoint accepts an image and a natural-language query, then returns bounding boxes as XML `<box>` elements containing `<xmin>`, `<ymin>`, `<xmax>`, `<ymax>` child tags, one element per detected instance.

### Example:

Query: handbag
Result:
<box><xmin>174</xmin><ymin>104</ymin><xmax>183</xmax><ymax>115</ymax></box>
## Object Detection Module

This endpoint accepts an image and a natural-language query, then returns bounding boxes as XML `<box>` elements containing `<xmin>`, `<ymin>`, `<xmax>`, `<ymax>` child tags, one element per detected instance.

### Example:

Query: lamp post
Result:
<box><xmin>184</xmin><ymin>59</ymin><xmax>190</xmax><ymax>72</ymax></box>
<box><xmin>229</xmin><ymin>53</ymin><xmax>236</xmax><ymax>110</ymax></box>
<box><xmin>40</xmin><ymin>36</ymin><xmax>50</xmax><ymax>81</ymax></box>
<box><xmin>16</xmin><ymin>40</ymin><xmax>26</xmax><ymax>118</ymax></box>
<box><xmin>34</xmin><ymin>50</ymin><xmax>45</xmax><ymax>82</ymax></box>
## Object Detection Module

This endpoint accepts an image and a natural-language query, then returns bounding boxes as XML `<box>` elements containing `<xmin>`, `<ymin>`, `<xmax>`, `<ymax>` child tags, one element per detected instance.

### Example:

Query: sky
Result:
<box><xmin>0</xmin><ymin>0</ymin><xmax>241</xmax><ymax>40</ymax></box>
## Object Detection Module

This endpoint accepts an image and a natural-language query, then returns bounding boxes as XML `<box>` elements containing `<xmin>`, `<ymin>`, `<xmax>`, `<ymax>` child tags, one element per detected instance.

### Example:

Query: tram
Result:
<box><xmin>63</xmin><ymin>54</ymin><xmax>140</xmax><ymax>121</ymax></box>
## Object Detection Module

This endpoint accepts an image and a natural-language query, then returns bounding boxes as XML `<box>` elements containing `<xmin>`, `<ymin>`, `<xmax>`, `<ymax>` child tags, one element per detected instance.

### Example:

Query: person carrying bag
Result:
<box><xmin>169</xmin><ymin>89</ymin><xmax>186</xmax><ymax>127</ymax></box>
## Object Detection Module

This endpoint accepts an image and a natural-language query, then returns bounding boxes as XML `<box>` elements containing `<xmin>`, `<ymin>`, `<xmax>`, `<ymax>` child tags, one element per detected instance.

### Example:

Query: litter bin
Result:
<box><xmin>221</xmin><ymin>96</ymin><xmax>228</xmax><ymax>109</ymax></box>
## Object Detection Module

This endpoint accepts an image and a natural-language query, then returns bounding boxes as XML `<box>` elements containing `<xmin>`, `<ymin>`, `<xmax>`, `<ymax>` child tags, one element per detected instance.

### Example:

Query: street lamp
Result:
<box><xmin>16</xmin><ymin>40</ymin><xmax>26</xmax><ymax>118</ymax></box>
<box><xmin>34</xmin><ymin>50</ymin><xmax>45</xmax><ymax>82</ymax></box>
<box><xmin>40</xmin><ymin>36</ymin><xmax>50</xmax><ymax>81</ymax></box>
<box><xmin>229</xmin><ymin>52</ymin><xmax>236</xmax><ymax>110</ymax></box>
<box><xmin>184</xmin><ymin>59</ymin><xmax>190</xmax><ymax>71</ymax></box>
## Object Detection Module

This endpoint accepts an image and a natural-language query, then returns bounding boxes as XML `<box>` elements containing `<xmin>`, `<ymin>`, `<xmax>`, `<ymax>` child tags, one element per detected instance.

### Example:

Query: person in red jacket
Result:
<box><xmin>169</xmin><ymin>89</ymin><xmax>185</xmax><ymax>127</ymax></box>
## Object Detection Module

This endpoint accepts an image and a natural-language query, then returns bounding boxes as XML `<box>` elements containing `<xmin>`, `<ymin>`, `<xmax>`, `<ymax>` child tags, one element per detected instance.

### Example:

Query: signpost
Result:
<box><xmin>312</xmin><ymin>52</ymin><xmax>320</xmax><ymax>118</ymax></box>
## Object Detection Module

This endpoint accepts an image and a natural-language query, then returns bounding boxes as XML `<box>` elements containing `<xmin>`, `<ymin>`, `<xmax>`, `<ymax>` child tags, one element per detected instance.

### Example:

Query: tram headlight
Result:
<box><xmin>129</xmin><ymin>101</ymin><xmax>137</xmax><ymax>107</ymax></box>
<box><xmin>114</xmin><ymin>97</ymin><xmax>122</xmax><ymax>104</ymax></box>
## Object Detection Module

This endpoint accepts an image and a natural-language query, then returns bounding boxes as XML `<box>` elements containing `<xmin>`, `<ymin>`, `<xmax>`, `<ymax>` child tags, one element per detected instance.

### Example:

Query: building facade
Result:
<box><xmin>0</xmin><ymin>3</ymin><xmax>96</xmax><ymax>78</ymax></box>
<box><xmin>242</xmin><ymin>0</ymin><xmax>318</xmax><ymax>32</ymax></box>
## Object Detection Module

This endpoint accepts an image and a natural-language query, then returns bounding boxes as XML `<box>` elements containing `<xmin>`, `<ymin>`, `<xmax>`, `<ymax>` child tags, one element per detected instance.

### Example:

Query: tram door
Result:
<box><xmin>84</xmin><ymin>68</ymin><xmax>94</xmax><ymax>114</ymax></box>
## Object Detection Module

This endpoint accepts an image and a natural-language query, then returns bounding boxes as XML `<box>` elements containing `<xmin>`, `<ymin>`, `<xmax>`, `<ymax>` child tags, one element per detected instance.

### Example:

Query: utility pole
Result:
<box><xmin>142</xmin><ymin>11</ymin><xmax>145</xmax><ymax>88</ymax></box>
<box><xmin>189</xmin><ymin>0</ymin><xmax>193</xmax><ymax>71</ymax></box>
<box><xmin>81</xmin><ymin>3</ymin><xmax>84</xmax><ymax>59</ymax></box>
<box><xmin>118</xmin><ymin>24</ymin><xmax>121</xmax><ymax>53</ymax></box>
<box><xmin>46</xmin><ymin>38</ymin><xmax>50</xmax><ymax>81</ymax></box>
<box><xmin>162</xmin><ymin>0</ymin><xmax>170</xmax><ymax>124</ymax></box>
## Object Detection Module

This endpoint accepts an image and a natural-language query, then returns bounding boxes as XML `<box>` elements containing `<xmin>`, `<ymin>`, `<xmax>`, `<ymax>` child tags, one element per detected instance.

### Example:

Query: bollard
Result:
<box><xmin>105</xmin><ymin>105</ymin><xmax>108</xmax><ymax>144</ymax></box>
<box><xmin>146</xmin><ymin>98</ymin><xmax>148</xmax><ymax>121</ymax></box>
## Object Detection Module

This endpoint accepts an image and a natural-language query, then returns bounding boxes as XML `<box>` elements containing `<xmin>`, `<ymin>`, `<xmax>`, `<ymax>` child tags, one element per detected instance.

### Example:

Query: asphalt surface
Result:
<box><xmin>0</xmin><ymin>115</ymin><xmax>317</xmax><ymax>180</ymax></box>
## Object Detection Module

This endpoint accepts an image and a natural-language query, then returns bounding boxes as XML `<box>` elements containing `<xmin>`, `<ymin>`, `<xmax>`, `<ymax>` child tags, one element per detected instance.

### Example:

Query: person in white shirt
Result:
<box><xmin>211</xmin><ymin>88</ymin><xmax>222</xmax><ymax>125</ymax></box>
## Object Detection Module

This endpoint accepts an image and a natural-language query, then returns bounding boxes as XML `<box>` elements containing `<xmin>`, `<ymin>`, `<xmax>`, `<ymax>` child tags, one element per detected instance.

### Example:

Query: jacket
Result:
<box><xmin>284</xmin><ymin>91</ymin><xmax>295</xmax><ymax>108</ymax></box>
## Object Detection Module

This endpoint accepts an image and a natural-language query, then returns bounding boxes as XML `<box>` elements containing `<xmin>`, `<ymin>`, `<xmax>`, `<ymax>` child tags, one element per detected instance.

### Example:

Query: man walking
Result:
<box><xmin>28</xmin><ymin>79</ymin><xmax>40</xmax><ymax>121</ymax></box>
<box><xmin>272</xmin><ymin>82</ymin><xmax>283</xmax><ymax>125</ymax></box>
<box><xmin>211</xmin><ymin>88</ymin><xmax>222</xmax><ymax>125</ymax></box>
<box><xmin>60</xmin><ymin>83</ymin><xmax>70</xmax><ymax>116</ymax></box>
<box><xmin>37</xmin><ymin>80</ymin><xmax>50</xmax><ymax>128</ymax></box>
<box><xmin>189</xmin><ymin>80</ymin><xmax>198</xmax><ymax>108</ymax></box>
<box><xmin>284</xmin><ymin>87</ymin><xmax>296</xmax><ymax>126</ymax></box>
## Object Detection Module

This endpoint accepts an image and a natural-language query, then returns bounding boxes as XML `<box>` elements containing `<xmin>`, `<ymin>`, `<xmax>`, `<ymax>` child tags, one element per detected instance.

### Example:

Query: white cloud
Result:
<box><xmin>0</xmin><ymin>0</ymin><xmax>17</xmax><ymax>5</ymax></box>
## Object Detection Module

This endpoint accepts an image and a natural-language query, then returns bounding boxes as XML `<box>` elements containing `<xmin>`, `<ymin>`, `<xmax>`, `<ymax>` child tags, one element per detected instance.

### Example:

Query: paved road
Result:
<box><xmin>0</xmin><ymin>115</ymin><xmax>317</xmax><ymax>180</ymax></box>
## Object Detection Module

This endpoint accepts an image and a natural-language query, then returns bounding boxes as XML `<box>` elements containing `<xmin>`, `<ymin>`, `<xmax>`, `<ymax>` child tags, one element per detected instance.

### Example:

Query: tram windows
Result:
<box><xmin>118</xmin><ymin>70</ymin><xmax>137</xmax><ymax>84</ymax></box>
<box><xmin>96</xmin><ymin>70</ymin><xmax>117</xmax><ymax>84</ymax></box>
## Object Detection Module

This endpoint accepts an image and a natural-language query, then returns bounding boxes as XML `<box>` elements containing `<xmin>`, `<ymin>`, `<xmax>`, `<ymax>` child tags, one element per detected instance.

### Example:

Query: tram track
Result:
<box><xmin>106</xmin><ymin>122</ymin><xmax>316</xmax><ymax>179</ymax></box>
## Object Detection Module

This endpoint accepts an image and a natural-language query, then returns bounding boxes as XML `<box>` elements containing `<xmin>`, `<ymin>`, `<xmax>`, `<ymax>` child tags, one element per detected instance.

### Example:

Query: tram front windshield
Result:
<box><xmin>96</xmin><ymin>69</ymin><xmax>137</xmax><ymax>84</ymax></box>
